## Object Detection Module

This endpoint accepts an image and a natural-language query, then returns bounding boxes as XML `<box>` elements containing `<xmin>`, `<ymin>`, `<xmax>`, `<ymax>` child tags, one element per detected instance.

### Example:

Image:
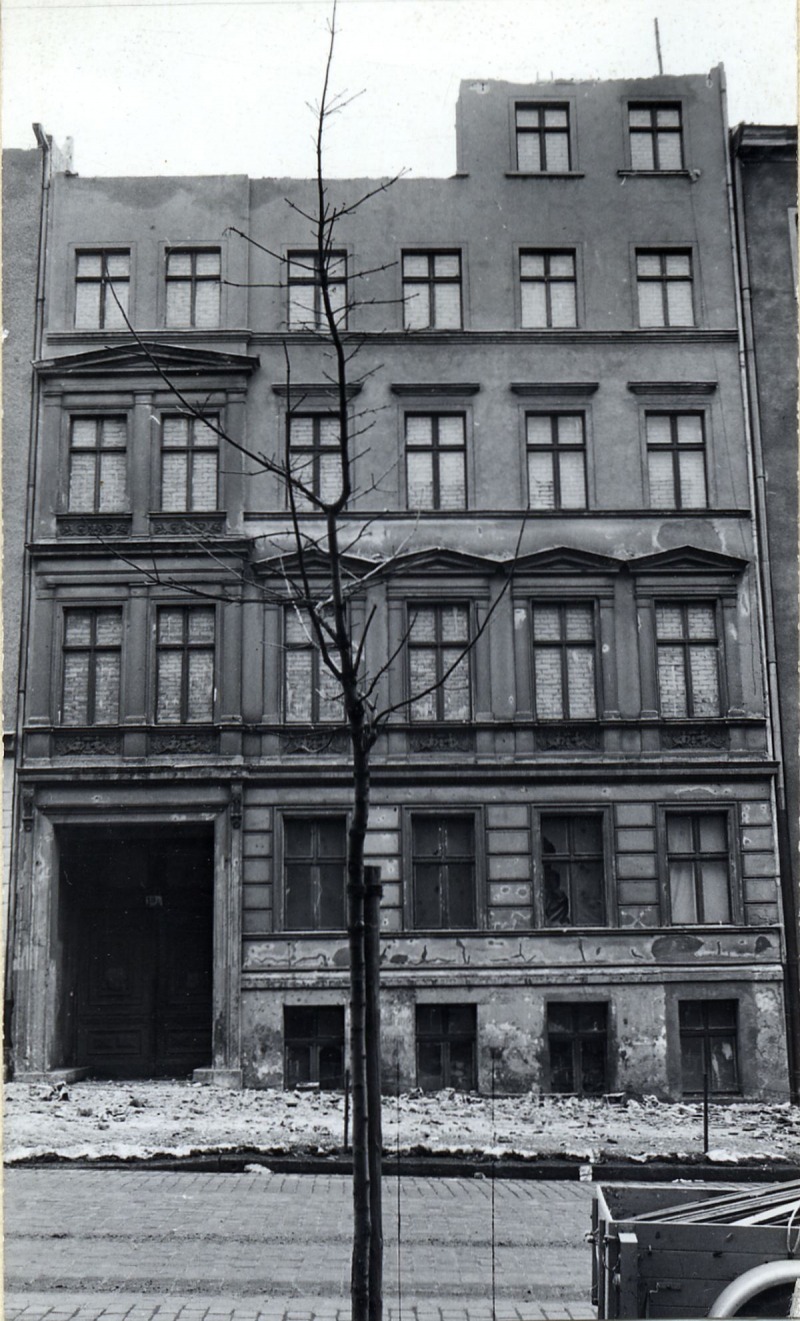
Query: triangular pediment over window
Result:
<box><xmin>390</xmin><ymin>547</ymin><xmax>498</xmax><ymax>576</ymax></box>
<box><xmin>511</xmin><ymin>546</ymin><xmax>622</xmax><ymax>575</ymax></box>
<box><xmin>34</xmin><ymin>341</ymin><xmax>260</xmax><ymax>379</ymax></box>
<box><xmin>254</xmin><ymin>547</ymin><xmax>378</xmax><ymax>580</ymax></box>
<box><xmin>628</xmin><ymin>546</ymin><xmax>749</xmax><ymax>575</ymax></box>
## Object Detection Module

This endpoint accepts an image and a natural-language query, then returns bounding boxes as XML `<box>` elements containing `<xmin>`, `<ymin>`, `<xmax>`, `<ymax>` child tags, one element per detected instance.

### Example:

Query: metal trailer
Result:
<box><xmin>592</xmin><ymin>1182</ymin><xmax>800</xmax><ymax>1319</ymax></box>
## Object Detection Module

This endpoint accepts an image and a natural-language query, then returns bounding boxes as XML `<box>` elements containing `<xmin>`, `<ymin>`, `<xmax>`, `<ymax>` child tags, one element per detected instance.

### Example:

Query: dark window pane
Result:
<box><xmin>285</xmin><ymin>820</ymin><xmax>308</xmax><ymax>857</ymax></box>
<box><xmin>580</xmin><ymin>1038</ymin><xmax>608</xmax><ymax>1094</ymax></box>
<box><xmin>571</xmin><ymin>860</ymin><xmax>606</xmax><ymax>925</ymax></box>
<box><xmin>285</xmin><ymin>862</ymin><xmax>313</xmax><ymax>929</ymax></box>
<box><xmin>445</xmin><ymin>1005</ymin><xmax>476</xmax><ymax>1036</ymax></box>
<box><xmin>709</xmin><ymin>1036</ymin><xmax>738</xmax><ymax>1092</ymax></box>
<box><xmin>541</xmin><ymin>816</ymin><xmax>568</xmax><ymax>854</ymax></box>
<box><xmin>444</xmin><ymin>817</ymin><xmax>473</xmax><ymax>855</ymax></box>
<box><xmin>572</xmin><ymin>816</ymin><xmax>602</xmax><ymax>854</ymax></box>
<box><xmin>317</xmin><ymin>1007</ymin><xmax>345</xmax><ymax>1037</ymax></box>
<box><xmin>448</xmin><ymin>1040</ymin><xmax>476</xmax><ymax>1091</ymax></box>
<box><xmin>447</xmin><ymin>863</ymin><xmax>476</xmax><ymax>926</ymax></box>
<box><xmin>549</xmin><ymin>1038</ymin><xmax>575</xmax><ymax>1092</ymax></box>
<box><xmin>706</xmin><ymin>1000</ymin><xmax>737</xmax><ymax>1030</ymax></box>
<box><xmin>318</xmin><ymin>819</ymin><xmax>346</xmax><ymax>858</ymax></box>
<box><xmin>547</xmin><ymin>1004</ymin><xmax>575</xmax><ymax>1034</ymax></box>
<box><xmin>417</xmin><ymin>1005</ymin><xmax>444</xmax><ymax>1036</ymax></box>
<box><xmin>285</xmin><ymin>1006</ymin><xmax>316</xmax><ymax>1037</ymax></box>
<box><xmin>413</xmin><ymin>818</ymin><xmax>441</xmax><ymax>856</ymax></box>
<box><xmin>318</xmin><ymin>1044</ymin><xmax>344</xmax><ymax>1090</ymax></box>
<box><xmin>680</xmin><ymin>1034</ymin><xmax>706</xmax><ymax>1093</ymax></box>
<box><xmin>318</xmin><ymin>864</ymin><xmax>345</xmax><ymax>929</ymax></box>
<box><xmin>544</xmin><ymin>860</ymin><xmax>571</xmax><ymax>924</ymax></box>
<box><xmin>414</xmin><ymin>863</ymin><xmax>443</xmax><ymax>926</ymax></box>
<box><xmin>418</xmin><ymin>1040</ymin><xmax>444</xmax><ymax>1090</ymax></box>
<box><xmin>576</xmin><ymin>1003</ymin><xmax>607</xmax><ymax>1034</ymax></box>
<box><xmin>286</xmin><ymin>1044</ymin><xmax>311</xmax><ymax>1085</ymax></box>
<box><xmin>679</xmin><ymin>1001</ymin><xmax>705</xmax><ymax>1030</ymax></box>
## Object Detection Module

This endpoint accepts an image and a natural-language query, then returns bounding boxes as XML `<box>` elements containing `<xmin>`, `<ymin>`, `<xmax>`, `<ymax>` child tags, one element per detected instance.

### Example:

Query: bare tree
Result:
<box><xmin>104</xmin><ymin>10</ymin><xmax>523</xmax><ymax>1315</ymax></box>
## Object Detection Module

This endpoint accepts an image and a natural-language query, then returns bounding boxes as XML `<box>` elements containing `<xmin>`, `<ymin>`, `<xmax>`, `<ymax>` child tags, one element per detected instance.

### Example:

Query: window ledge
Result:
<box><xmin>505</xmin><ymin>170</ymin><xmax>586</xmax><ymax>179</ymax></box>
<box><xmin>56</xmin><ymin>512</ymin><xmax>131</xmax><ymax>538</ymax></box>
<box><xmin>149</xmin><ymin>511</ymin><xmax>227</xmax><ymax>534</ymax></box>
<box><xmin>618</xmin><ymin>169</ymin><xmax>692</xmax><ymax>178</ymax></box>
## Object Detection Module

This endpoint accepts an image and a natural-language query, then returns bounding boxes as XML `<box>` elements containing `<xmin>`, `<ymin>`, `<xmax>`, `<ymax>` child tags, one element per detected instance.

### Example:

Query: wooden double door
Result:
<box><xmin>61</xmin><ymin>827</ymin><xmax>214</xmax><ymax>1079</ymax></box>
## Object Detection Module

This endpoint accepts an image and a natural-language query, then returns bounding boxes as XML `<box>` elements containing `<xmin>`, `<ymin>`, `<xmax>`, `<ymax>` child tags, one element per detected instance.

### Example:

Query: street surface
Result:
<box><xmin>5</xmin><ymin>1169</ymin><xmax>596</xmax><ymax>1320</ymax></box>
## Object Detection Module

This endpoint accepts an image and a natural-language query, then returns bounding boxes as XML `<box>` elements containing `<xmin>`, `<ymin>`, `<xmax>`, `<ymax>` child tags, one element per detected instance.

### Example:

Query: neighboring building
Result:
<box><xmin>7</xmin><ymin>70</ymin><xmax>791</xmax><ymax>1098</ymax></box>
<box><xmin>732</xmin><ymin>124</ymin><xmax>799</xmax><ymax>1097</ymax></box>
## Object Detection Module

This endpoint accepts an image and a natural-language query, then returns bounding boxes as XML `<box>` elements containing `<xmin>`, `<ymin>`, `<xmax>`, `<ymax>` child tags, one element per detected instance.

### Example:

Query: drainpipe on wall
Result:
<box><xmin>724</xmin><ymin>96</ymin><xmax>800</xmax><ymax>1099</ymax></box>
<box><xmin>4</xmin><ymin>124</ymin><xmax>53</xmax><ymax>1074</ymax></box>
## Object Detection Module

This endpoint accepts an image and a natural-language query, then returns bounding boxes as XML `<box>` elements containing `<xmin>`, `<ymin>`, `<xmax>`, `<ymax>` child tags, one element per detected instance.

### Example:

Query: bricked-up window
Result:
<box><xmin>679</xmin><ymin>1000</ymin><xmax>739</xmax><ymax>1095</ymax></box>
<box><xmin>402</xmin><ymin>252</ymin><xmax>462</xmax><ymax>330</ymax></box>
<box><xmin>656</xmin><ymin>602</ymin><xmax>721</xmax><ymax>718</ymax></box>
<box><xmin>61</xmin><ymin>609</ymin><xmax>122</xmax><ymax>725</ymax></box>
<box><xmin>160</xmin><ymin>415</ymin><xmax>219</xmax><ymax>512</ymax></box>
<box><xmin>68</xmin><ymin>417</ymin><xmax>127</xmax><ymax>513</ymax></box>
<box><xmin>408</xmin><ymin>604</ymin><xmax>471</xmax><ymax>722</ymax></box>
<box><xmin>527</xmin><ymin>414</ymin><xmax>587</xmax><ymax>510</ymax></box>
<box><xmin>411</xmin><ymin>815</ymin><xmax>477</xmax><ymax>928</ymax></box>
<box><xmin>165</xmin><ymin>249</ymin><xmax>221</xmax><ymax>328</ymax></box>
<box><xmin>288</xmin><ymin>414</ymin><xmax>342</xmax><ymax>511</ymax></box>
<box><xmin>541</xmin><ymin>814</ymin><xmax>606</xmax><ymax>925</ymax></box>
<box><xmin>284</xmin><ymin>1006</ymin><xmax>345</xmax><ymax>1089</ymax></box>
<box><xmin>646</xmin><ymin>414</ymin><xmax>707</xmax><ymax>509</ymax></box>
<box><xmin>284</xmin><ymin>608</ymin><xmax>342</xmax><ymax>723</ymax></box>
<box><xmin>416</xmin><ymin>1005</ymin><xmax>476</xmax><ymax>1091</ymax></box>
<box><xmin>405</xmin><ymin>414</ymin><xmax>466</xmax><ymax>510</ymax></box>
<box><xmin>287</xmin><ymin>251</ymin><xmax>347</xmax><ymax>331</ymax></box>
<box><xmin>155</xmin><ymin>607</ymin><xmax>215</xmax><ymax>724</ymax></box>
<box><xmin>284</xmin><ymin>816</ymin><xmax>347</xmax><ymax>930</ymax></box>
<box><xmin>666</xmin><ymin>812</ymin><xmax>732</xmax><ymax>924</ymax></box>
<box><xmin>636</xmin><ymin>250</ymin><xmax>694</xmax><ymax>327</ymax></box>
<box><xmin>515</xmin><ymin>104</ymin><xmax>571</xmax><ymax>172</ymax></box>
<box><xmin>629</xmin><ymin>104</ymin><xmax>684</xmax><ymax>170</ymax></box>
<box><xmin>520</xmin><ymin>251</ymin><xmax>577</xmax><ymax>328</ymax></box>
<box><xmin>531</xmin><ymin>603</ymin><xmax>597</xmax><ymax>720</ymax></box>
<box><xmin>75</xmin><ymin>250</ymin><xmax>130</xmax><ymax>330</ymax></box>
<box><xmin>547</xmin><ymin>1003</ymin><xmax>608</xmax><ymax>1094</ymax></box>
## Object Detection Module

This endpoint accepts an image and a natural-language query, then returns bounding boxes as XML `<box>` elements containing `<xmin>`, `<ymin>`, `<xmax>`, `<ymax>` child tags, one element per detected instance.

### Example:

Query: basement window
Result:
<box><xmin>284</xmin><ymin>1006</ymin><xmax>345</xmax><ymax>1089</ymax></box>
<box><xmin>547</xmin><ymin>1002</ymin><xmax>608</xmax><ymax>1095</ymax></box>
<box><xmin>416</xmin><ymin>1004</ymin><xmax>477</xmax><ymax>1091</ymax></box>
<box><xmin>679</xmin><ymin>1000</ymin><xmax>739</xmax><ymax>1095</ymax></box>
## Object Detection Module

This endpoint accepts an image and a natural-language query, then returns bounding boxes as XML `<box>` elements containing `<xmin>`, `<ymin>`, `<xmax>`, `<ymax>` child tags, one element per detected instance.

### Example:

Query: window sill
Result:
<box><xmin>618</xmin><ymin>169</ymin><xmax>692</xmax><ymax>178</ymax></box>
<box><xmin>149</xmin><ymin>511</ymin><xmax>227</xmax><ymax>535</ymax></box>
<box><xmin>56</xmin><ymin>512</ymin><xmax>131</xmax><ymax>538</ymax></box>
<box><xmin>505</xmin><ymin>170</ymin><xmax>585</xmax><ymax>179</ymax></box>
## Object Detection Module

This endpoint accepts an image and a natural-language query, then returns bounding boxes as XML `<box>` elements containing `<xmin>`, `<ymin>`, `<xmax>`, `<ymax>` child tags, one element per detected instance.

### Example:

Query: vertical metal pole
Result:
<box><xmin>344</xmin><ymin>1067</ymin><xmax>350</xmax><ymax>1152</ymax></box>
<box><xmin>365</xmin><ymin>865</ymin><xmax>383</xmax><ymax>1321</ymax></box>
<box><xmin>703</xmin><ymin>1069</ymin><xmax>710</xmax><ymax>1154</ymax></box>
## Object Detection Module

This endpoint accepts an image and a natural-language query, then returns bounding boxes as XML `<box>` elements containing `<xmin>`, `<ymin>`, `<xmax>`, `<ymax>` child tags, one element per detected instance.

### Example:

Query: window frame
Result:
<box><xmin>513</xmin><ymin>101</ymin><xmax>572</xmax><ymax>173</ymax></box>
<box><xmin>644</xmin><ymin>411</ymin><xmax>708</xmax><ymax>511</ymax></box>
<box><xmin>277</xmin><ymin>810</ymin><xmax>350</xmax><ymax>933</ymax></box>
<box><xmin>415</xmin><ymin>1003</ymin><xmax>478</xmax><ymax>1092</ymax></box>
<box><xmin>404</xmin><ymin>411</ymin><xmax>468</xmax><ymax>511</ymax></box>
<box><xmin>532</xmin><ymin>806</ymin><xmax>613</xmax><ymax>929</ymax></box>
<box><xmin>519</xmin><ymin>248</ymin><xmax>578</xmax><ymax>329</ymax></box>
<box><xmin>59</xmin><ymin>605</ymin><xmax>124</xmax><ymax>727</ymax></box>
<box><xmin>525</xmin><ymin>411</ymin><xmax>588</xmax><ymax>510</ymax></box>
<box><xmin>529</xmin><ymin>598</ymin><xmax>601</xmax><ymax>722</ymax></box>
<box><xmin>66</xmin><ymin>414</ymin><xmax>129</xmax><ymax>515</ymax></box>
<box><xmin>654</xmin><ymin>599</ymin><xmax>725</xmax><ymax>719</ymax></box>
<box><xmin>405</xmin><ymin>600</ymin><xmax>474</xmax><ymax>723</ymax></box>
<box><xmin>658</xmin><ymin>805</ymin><xmax>741</xmax><ymax>926</ymax></box>
<box><xmin>627</xmin><ymin>102</ymin><xmax>685</xmax><ymax>172</ymax></box>
<box><xmin>678</xmin><ymin>998</ymin><xmax>740</xmax><ymax>1097</ymax></box>
<box><xmin>546</xmin><ymin>1000</ymin><xmax>610</xmax><ymax>1095</ymax></box>
<box><xmin>634</xmin><ymin>247</ymin><xmax>695</xmax><ymax>328</ymax></box>
<box><xmin>282</xmin><ymin>604</ymin><xmax>343</xmax><ymax>725</ymax></box>
<box><xmin>153</xmin><ymin>603</ymin><xmax>217</xmax><ymax>726</ymax></box>
<box><xmin>401</xmin><ymin>249</ymin><xmax>464</xmax><ymax>331</ymax></box>
<box><xmin>158</xmin><ymin>412</ymin><xmax>221</xmax><ymax>513</ymax></box>
<box><xmin>286</xmin><ymin>410</ymin><xmax>344</xmax><ymax>510</ymax></box>
<box><xmin>164</xmin><ymin>246</ymin><xmax>222</xmax><ymax>329</ymax></box>
<box><xmin>73</xmin><ymin>247</ymin><xmax>132</xmax><ymax>331</ymax></box>
<box><xmin>283</xmin><ymin>1004</ymin><xmax>346</xmax><ymax>1090</ymax></box>
<box><xmin>286</xmin><ymin>249</ymin><xmax>348</xmax><ymax>332</ymax></box>
<box><xmin>405</xmin><ymin>808</ymin><xmax>484</xmax><ymax>931</ymax></box>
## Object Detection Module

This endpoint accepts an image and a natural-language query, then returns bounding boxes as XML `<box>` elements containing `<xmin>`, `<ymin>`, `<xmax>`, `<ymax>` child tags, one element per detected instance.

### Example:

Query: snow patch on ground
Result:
<box><xmin>4</xmin><ymin>1081</ymin><xmax>798</xmax><ymax>1164</ymax></box>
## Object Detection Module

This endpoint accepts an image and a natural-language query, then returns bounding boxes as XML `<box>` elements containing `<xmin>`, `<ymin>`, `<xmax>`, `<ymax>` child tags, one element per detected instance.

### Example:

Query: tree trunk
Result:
<box><xmin>364</xmin><ymin>865</ymin><xmax>383</xmax><ymax>1321</ymax></box>
<box><xmin>348</xmin><ymin>732</ymin><xmax>371</xmax><ymax>1321</ymax></box>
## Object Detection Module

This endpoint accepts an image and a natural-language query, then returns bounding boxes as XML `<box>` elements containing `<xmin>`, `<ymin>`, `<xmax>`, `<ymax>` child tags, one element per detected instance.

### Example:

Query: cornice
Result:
<box><xmin>510</xmin><ymin>382</ymin><xmax>599</xmax><ymax>397</ymax></box>
<box><xmin>272</xmin><ymin>382</ymin><xmax>362</xmax><ymax>399</ymax></box>
<box><xmin>390</xmin><ymin>383</ymin><xmax>481</xmax><ymax>396</ymax></box>
<box><xmin>627</xmin><ymin>380</ymin><xmax>718</xmax><ymax>395</ymax></box>
<box><xmin>43</xmin><ymin>328</ymin><xmax>741</xmax><ymax>349</ymax></box>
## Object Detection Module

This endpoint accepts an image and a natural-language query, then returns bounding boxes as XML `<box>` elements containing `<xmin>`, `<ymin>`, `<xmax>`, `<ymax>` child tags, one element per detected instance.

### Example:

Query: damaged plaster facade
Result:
<box><xmin>6</xmin><ymin>70</ymin><xmax>791</xmax><ymax>1098</ymax></box>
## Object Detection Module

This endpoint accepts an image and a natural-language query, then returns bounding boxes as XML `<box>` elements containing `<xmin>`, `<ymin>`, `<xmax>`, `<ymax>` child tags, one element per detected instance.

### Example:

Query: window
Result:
<box><xmin>628</xmin><ymin>104</ymin><xmax>684</xmax><ymax>171</ymax></box>
<box><xmin>679</xmin><ymin>1000</ymin><xmax>739</xmax><ymax>1095</ymax></box>
<box><xmin>68</xmin><ymin>417</ymin><xmax>127</xmax><ymax>513</ymax></box>
<box><xmin>515</xmin><ymin>103</ymin><xmax>571</xmax><ymax>173</ymax></box>
<box><xmin>160</xmin><ymin>415</ymin><xmax>219</xmax><ymax>512</ymax></box>
<box><xmin>288</xmin><ymin>414</ymin><xmax>342</xmax><ymax>510</ymax></box>
<box><xmin>520</xmin><ymin>251</ymin><xmax>577</xmax><ymax>328</ymax></box>
<box><xmin>405</xmin><ymin>414</ymin><xmax>466</xmax><ymax>510</ymax></box>
<box><xmin>61</xmin><ymin>609</ymin><xmax>122</xmax><ymax>725</ymax></box>
<box><xmin>74</xmin><ymin>250</ymin><xmax>130</xmax><ymax>330</ymax></box>
<box><xmin>402</xmin><ymin>252</ymin><xmax>462</xmax><ymax>330</ymax></box>
<box><xmin>408</xmin><ymin>604</ymin><xmax>471</xmax><ymax>722</ymax></box>
<box><xmin>155</xmin><ymin>606</ymin><xmax>215</xmax><ymax>724</ymax></box>
<box><xmin>526</xmin><ymin>414</ymin><xmax>586</xmax><ymax>509</ymax></box>
<box><xmin>655</xmin><ymin>602</ymin><xmax>721</xmax><ymax>718</ymax></box>
<box><xmin>646</xmin><ymin>413</ymin><xmax>707</xmax><ymax>509</ymax></box>
<box><xmin>284</xmin><ymin>608</ymin><xmax>342</xmax><ymax>723</ymax></box>
<box><xmin>411</xmin><ymin>814</ymin><xmax>477</xmax><ymax>928</ymax></box>
<box><xmin>547</xmin><ymin>1003</ymin><xmax>608</xmax><ymax>1095</ymax></box>
<box><xmin>540</xmin><ymin>814</ymin><xmax>606</xmax><ymax>926</ymax></box>
<box><xmin>666</xmin><ymin>812</ymin><xmax>732</xmax><ymax>924</ymax></box>
<box><xmin>416</xmin><ymin>1005</ymin><xmax>476</xmax><ymax>1091</ymax></box>
<box><xmin>288</xmin><ymin>251</ymin><xmax>347</xmax><ymax>331</ymax></box>
<box><xmin>165</xmin><ymin>249</ymin><xmax>221</xmax><ymax>328</ymax></box>
<box><xmin>636</xmin><ymin>250</ymin><xmax>694</xmax><ymax>327</ymax></box>
<box><xmin>531</xmin><ymin>603</ymin><xmax>597</xmax><ymax>720</ymax></box>
<box><xmin>284</xmin><ymin>816</ymin><xmax>347</xmax><ymax>931</ymax></box>
<box><xmin>284</xmin><ymin>1006</ymin><xmax>345</xmax><ymax>1089</ymax></box>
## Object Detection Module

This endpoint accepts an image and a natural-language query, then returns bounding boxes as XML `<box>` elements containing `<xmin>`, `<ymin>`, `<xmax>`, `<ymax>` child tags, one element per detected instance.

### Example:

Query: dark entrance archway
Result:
<box><xmin>59</xmin><ymin>825</ymin><xmax>214</xmax><ymax>1079</ymax></box>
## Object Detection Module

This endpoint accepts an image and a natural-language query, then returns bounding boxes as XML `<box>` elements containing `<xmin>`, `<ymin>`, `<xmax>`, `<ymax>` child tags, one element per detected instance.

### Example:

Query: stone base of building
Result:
<box><xmin>193</xmin><ymin>1067</ymin><xmax>244</xmax><ymax>1088</ymax></box>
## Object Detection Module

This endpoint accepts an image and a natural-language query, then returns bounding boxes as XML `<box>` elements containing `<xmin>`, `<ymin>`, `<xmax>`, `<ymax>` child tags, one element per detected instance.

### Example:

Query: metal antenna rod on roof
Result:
<box><xmin>655</xmin><ymin>17</ymin><xmax>664</xmax><ymax>75</ymax></box>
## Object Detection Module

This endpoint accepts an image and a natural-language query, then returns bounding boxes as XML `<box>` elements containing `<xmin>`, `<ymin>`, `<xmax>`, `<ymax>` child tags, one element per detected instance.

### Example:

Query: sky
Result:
<box><xmin>2</xmin><ymin>0</ymin><xmax>797</xmax><ymax>178</ymax></box>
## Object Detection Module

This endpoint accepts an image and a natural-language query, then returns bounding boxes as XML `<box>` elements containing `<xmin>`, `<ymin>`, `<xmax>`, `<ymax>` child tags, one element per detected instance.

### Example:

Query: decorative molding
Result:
<box><xmin>230</xmin><ymin>788</ymin><xmax>243</xmax><ymax>830</ymax></box>
<box><xmin>535</xmin><ymin>726</ymin><xmax>602</xmax><ymax>752</ymax></box>
<box><xmin>513</xmin><ymin>546</ymin><xmax>621</xmax><ymax>575</ymax></box>
<box><xmin>627</xmin><ymin>381</ymin><xmax>718</xmax><ymax>395</ymax></box>
<box><xmin>3</xmin><ymin>733</ymin><xmax>16</xmax><ymax>757</ymax></box>
<box><xmin>53</xmin><ymin>731</ymin><xmax>122</xmax><ymax>756</ymax></box>
<box><xmin>616</xmin><ymin>169</ymin><xmax>692</xmax><ymax>179</ymax></box>
<box><xmin>280</xmin><ymin>729</ymin><xmax>349</xmax><ymax>756</ymax></box>
<box><xmin>661</xmin><ymin>725</ymin><xmax>728</xmax><ymax>750</ymax></box>
<box><xmin>56</xmin><ymin>515</ymin><xmax>132</xmax><ymax>538</ymax></box>
<box><xmin>505</xmin><ymin>170</ymin><xmax>586</xmax><ymax>179</ymax></box>
<box><xmin>408</xmin><ymin>729</ymin><xmax>475</xmax><ymax>754</ymax></box>
<box><xmin>21</xmin><ymin>786</ymin><xmax>35</xmax><ymax>832</ymax></box>
<box><xmin>148</xmin><ymin>513</ymin><xmax>227</xmax><ymax>537</ymax></box>
<box><xmin>249</xmin><ymin>329</ymin><xmax>739</xmax><ymax>347</ymax></box>
<box><xmin>510</xmin><ymin>382</ymin><xmax>599</xmax><ymax>397</ymax></box>
<box><xmin>149</xmin><ymin>730</ymin><xmax>218</xmax><ymax>755</ymax></box>
<box><xmin>272</xmin><ymin>383</ymin><xmax>362</xmax><ymax>399</ymax></box>
<box><xmin>629</xmin><ymin>546</ymin><xmax>749</xmax><ymax>576</ymax></box>
<box><xmin>390</xmin><ymin>383</ymin><xmax>481</xmax><ymax>397</ymax></box>
<box><xmin>35</xmin><ymin>341</ymin><xmax>260</xmax><ymax>378</ymax></box>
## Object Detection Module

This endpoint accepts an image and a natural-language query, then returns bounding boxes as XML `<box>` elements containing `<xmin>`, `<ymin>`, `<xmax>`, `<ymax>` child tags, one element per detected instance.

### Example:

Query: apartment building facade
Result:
<box><xmin>7</xmin><ymin>70</ymin><xmax>790</xmax><ymax>1098</ymax></box>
